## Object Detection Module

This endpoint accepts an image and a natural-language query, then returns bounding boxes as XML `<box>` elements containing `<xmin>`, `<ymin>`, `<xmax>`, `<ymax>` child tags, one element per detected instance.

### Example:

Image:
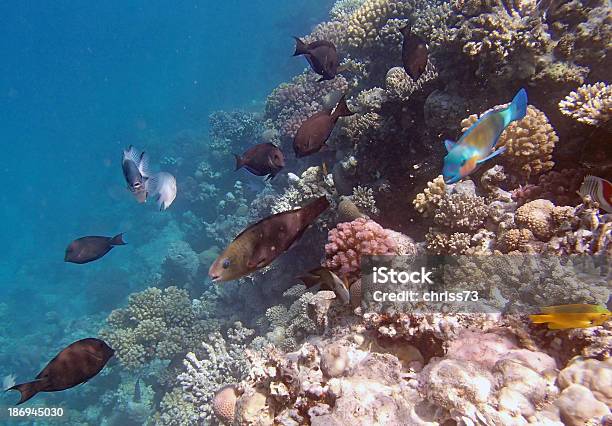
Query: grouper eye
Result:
<box><xmin>222</xmin><ymin>258</ymin><xmax>231</xmax><ymax>269</ymax></box>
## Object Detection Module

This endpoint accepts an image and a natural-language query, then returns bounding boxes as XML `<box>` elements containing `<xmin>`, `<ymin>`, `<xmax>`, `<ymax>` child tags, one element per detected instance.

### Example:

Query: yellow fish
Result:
<box><xmin>529</xmin><ymin>304</ymin><xmax>611</xmax><ymax>330</ymax></box>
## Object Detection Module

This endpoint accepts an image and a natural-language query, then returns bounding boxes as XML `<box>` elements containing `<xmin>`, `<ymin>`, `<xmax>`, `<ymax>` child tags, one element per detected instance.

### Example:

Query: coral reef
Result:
<box><xmin>99</xmin><ymin>287</ymin><xmax>219</xmax><ymax>370</ymax></box>
<box><xmin>559</xmin><ymin>82</ymin><xmax>612</xmax><ymax>127</ymax></box>
<box><xmin>460</xmin><ymin>104</ymin><xmax>558</xmax><ymax>181</ymax></box>
<box><xmin>176</xmin><ymin>324</ymin><xmax>254</xmax><ymax>424</ymax></box>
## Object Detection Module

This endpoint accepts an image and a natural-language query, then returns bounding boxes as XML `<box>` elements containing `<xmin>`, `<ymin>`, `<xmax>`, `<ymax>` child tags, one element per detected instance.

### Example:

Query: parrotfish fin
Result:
<box><xmin>8</xmin><ymin>380</ymin><xmax>43</xmax><ymax>405</ymax></box>
<box><xmin>146</xmin><ymin>172</ymin><xmax>177</xmax><ymax>210</ymax></box>
<box><xmin>234</xmin><ymin>154</ymin><xmax>244</xmax><ymax>171</ymax></box>
<box><xmin>444</xmin><ymin>139</ymin><xmax>456</xmax><ymax>153</ymax></box>
<box><xmin>293</xmin><ymin>37</ymin><xmax>309</xmax><ymax>56</ymax></box>
<box><xmin>109</xmin><ymin>233</ymin><xmax>127</xmax><ymax>246</ymax></box>
<box><xmin>505</xmin><ymin>88</ymin><xmax>528</xmax><ymax>125</ymax></box>
<box><xmin>477</xmin><ymin>146</ymin><xmax>507</xmax><ymax>165</ymax></box>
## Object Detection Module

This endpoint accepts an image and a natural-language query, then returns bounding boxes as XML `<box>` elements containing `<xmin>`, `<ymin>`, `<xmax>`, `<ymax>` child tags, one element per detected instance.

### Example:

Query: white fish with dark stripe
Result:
<box><xmin>579</xmin><ymin>175</ymin><xmax>612</xmax><ymax>213</ymax></box>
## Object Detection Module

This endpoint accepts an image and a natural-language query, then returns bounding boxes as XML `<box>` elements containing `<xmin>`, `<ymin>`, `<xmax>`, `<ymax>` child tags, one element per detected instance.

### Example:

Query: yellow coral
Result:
<box><xmin>346</xmin><ymin>0</ymin><xmax>412</xmax><ymax>49</ymax></box>
<box><xmin>559</xmin><ymin>82</ymin><xmax>612</xmax><ymax>127</ymax></box>
<box><xmin>413</xmin><ymin>175</ymin><xmax>446</xmax><ymax>216</ymax></box>
<box><xmin>461</xmin><ymin>105</ymin><xmax>557</xmax><ymax>180</ymax></box>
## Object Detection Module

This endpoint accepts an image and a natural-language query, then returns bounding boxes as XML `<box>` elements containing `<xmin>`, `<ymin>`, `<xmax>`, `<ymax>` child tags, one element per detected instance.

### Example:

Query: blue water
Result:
<box><xmin>0</xmin><ymin>0</ymin><xmax>331</xmax><ymax>418</ymax></box>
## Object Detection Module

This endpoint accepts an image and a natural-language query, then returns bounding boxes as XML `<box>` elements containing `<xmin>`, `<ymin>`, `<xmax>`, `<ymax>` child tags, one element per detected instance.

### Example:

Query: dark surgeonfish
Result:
<box><xmin>209</xmin><ymin>196</ymin><xmax>331</xmax><ymax>282</ymax></box>
<box><xmin>293</xmin><ymin>95</ymin><xmax>354</xmax><ymax>158</ymax></box>
<box><xmin>298</xmin><ymin>267</ymin><xmax>350</xmax><ymax>305</ymax></box>
<box><xmin>7</xmin><ymin>338</ymin><xmax>114</xmax><ymax>405</ymax></box>
<box><xmin>122</xmin><ymin>146</ymin><xmax>177</xmax><ymax>210</ymax></box>
<box><xmin>293</xmin><ymin>37</ymin><xmax>339</xmax><ymax>81</ymax></box>
<box><xmin>400</xmin><ymin>25</ymin><xmax>428</xmax><ymax>81</ymax></box>
<box><xmin>64</xmin><ymin>234</ymin><xmax>126</xmax><ymax>264</ymax></box>
<box><xmin>235</xmin><ymin>143</ymin><xmax>285</xmax><ymax>180</ymax></box>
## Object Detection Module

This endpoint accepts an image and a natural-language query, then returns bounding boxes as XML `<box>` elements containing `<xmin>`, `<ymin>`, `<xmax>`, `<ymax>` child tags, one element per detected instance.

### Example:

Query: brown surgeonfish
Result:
<box><xmin>293</xmin><ymin>95</ymin><xmax>354</xmax><ymax>158</ymax></box>
<box><xmin>209</xmin><ymin>196</ymin><xmax>330</xmax><ymax>282</ymax></box>
<box><xmin>64</xmin><ymin>234</ymin><xmax>126</xmax><ymax>264</ymax></box>
<box><xmin>235</xmin><ymin>143</ymin><xmax>285</xmax><ymax>180</ymax></box>
<box><xmin>298</xmin><ymin>267</ymin><xmax>350</xmax><ymax>305</ymax></box>
<box><xmin>7</xmin><ymin>338</ymin><xmax>114</xmax><ymax>405</ymax></box>
<box><xmin>293</xmin><ymin>37</ymin><xmax>339</xmax><ymax>81</ymax></box>
<box><xmin>400</xmin><ymin>25</ymin><xmax>428</xmax><ymax>81</ymax></box>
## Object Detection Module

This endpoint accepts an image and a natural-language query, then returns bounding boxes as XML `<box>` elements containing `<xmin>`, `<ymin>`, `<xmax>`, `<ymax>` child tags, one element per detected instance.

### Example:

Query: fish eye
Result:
<box><xmin>222</xmin><ymin>258</ymin><xmax>231</xmax><ymax>269</ymax></box>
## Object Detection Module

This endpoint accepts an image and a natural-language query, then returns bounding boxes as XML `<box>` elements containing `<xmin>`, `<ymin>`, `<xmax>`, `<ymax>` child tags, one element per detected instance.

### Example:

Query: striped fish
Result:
<box><xmin>579</xmin><ymin>175</ymin><xmax>612</xmax><ymax>213</ymax></box>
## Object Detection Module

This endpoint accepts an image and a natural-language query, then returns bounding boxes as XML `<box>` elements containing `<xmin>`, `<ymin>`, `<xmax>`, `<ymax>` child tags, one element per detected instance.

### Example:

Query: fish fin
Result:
<box><xmin>123</xmin><ymin>146</ymin><xmax>141</xmax><ymax>163</ymax></box>
<box><xmin>234</xmin><ymin>154</ymin><xmax>244</xmax><ymax>171</ymax></box>
<box><xmin>7</xmin><ymin>380</ymin><xmax>43</xmax><ymax>405</ymax></box>
<box><xmin>444</xmin><ymin>139</ymin><xmax>456</xmax><ymax>153</ymax></box>
<box><xmin>476</xmin><ymin>146</ymin><xmax>506</xmax><ymax>165</ymax></box>
<box><xmin>293</xmin><ymin>37</ymin><xmax>309</xmax><ymax>56</ymax></box>
<box><xmin>331</xmin><ymin>94</ymin><xmax>354</xmax><ymax>120</ymax></box>
<box><xmin>138</xmin><ymin>152</ymin><xmax>151</xmax><ymax>177</ymax></box>
<box><xmin>146</xmin><ymin>172</ymin><xmax>177</xmax><ymax>210</ymax></box>
<box><xmin>109</xmin><ymin>233</ymin><xmax>127</xmax><ymax>246</ymax></box>
<box><xmin>504</xmin><ymin>88</ymin><xmax>528</xmax><ymax>125</ymax></box>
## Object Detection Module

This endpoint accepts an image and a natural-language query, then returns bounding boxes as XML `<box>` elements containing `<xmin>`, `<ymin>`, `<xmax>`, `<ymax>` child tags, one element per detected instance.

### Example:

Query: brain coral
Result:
<box><xmin>212</xmin><ymin>384</ymin><xmax>239</xmax><ymax>425</ymax></box>
<box><xmin>461</xmin><ymin>105</ymin><xmax>558</xmax><ymax>180</ymax></box>
<box><xmin>559</xmin><ymin>82</ymin><xmax>612</xmax><ymax>127</ymax></box>
<box><xmin>324</xmin><ymin>217</ymin><xmax>398</xmax><ymax>278</ymax></box>
<box><xmin>515</xmin><ymin>199</ymin><xmax>556</xmax><ymax>241</ymax></box>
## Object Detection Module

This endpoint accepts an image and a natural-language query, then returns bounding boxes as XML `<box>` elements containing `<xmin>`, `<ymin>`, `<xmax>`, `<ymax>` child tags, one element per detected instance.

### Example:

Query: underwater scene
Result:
<box><xmin>1</xmin><ymin>0</ymin><xmax>611</xmax><ymax>425</ymax></box>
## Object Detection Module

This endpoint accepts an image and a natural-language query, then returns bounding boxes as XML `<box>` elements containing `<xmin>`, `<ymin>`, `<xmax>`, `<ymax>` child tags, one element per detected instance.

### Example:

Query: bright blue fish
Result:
<box><xmin>442</xmin><ymin>89</ymin><xmax>528</xmax><ymax>184</ymax></box>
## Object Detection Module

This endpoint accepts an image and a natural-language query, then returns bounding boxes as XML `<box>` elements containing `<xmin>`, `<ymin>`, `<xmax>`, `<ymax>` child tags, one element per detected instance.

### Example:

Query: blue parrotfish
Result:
<box><xmin>442</xmin><ymin>88</ymin><xmax>528</xmax><ymax>184</ymax></box>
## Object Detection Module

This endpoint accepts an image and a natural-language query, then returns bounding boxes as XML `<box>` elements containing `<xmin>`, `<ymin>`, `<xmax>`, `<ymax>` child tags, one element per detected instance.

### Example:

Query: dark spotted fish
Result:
<box><xmin>293</xmin><ymin>95</ymin><xmax>354</xmax><ymax>158</ymax></box>
<box><xmin>293</xmin><ymin>37</ymin><xmax>339</xmax><ymax>81</ymax></box>
<box><xmin>400</xmin><ymin>25</ymin><xmax>428</xmax><ymax>81</ymax></box>
<box><xmin>235</xmin><ymin>143</ymin><xmax>285</xmax><ymax>180</ymax></box>
<box><xmin>7</xmin><ymin>338</ymin><xmax>114</xmax><ymax>405</ymax></box>
<box><xmin>64</xmin><ymin>234</ymin><xmax>126</xmax><ymax>264</ymax></box>
<box><xmin>209</xmin><ymin>196</ymin><xmax>330</xmax><ymax>282</ymax></box>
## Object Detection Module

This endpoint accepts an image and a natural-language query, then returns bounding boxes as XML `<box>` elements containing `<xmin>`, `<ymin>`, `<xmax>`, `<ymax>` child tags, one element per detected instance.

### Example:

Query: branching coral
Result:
<box><xmin>461</xmin><ymin>105</ymin><xmax>558</xmax><ymax>180</ymax></box>
<box><xmin>323</xmin><ymin>217</ymin><xmax>416</xmax><ymax>279</ymax></box>
<box><xmin>177</xmin><ymin>324</ymin><xmax>254</xmax><ymax>424</ymax></box>
<box><xmin>265</xmin><ymin>72</ymin><xmax>350</xmax><ymax>139</ymax></box>
<box><xmin>208</xmin><ymin>111</ymin><xmax>264</xmax><ymax>157</ymax></box>
<box><xmin>384</xmin><ymin>63</ymin><xmax>438</xmax><ymax>101</ymax></box>
<box><xmin>100</xmin><ymin>287</ymin><xmax>219</xmax><ymax>370</ymax></box>
<box><xmin>559</xmin><ymin>82</ymin><xmax>612</xmax><ymax>127</ymax></box>
<box><xmin>271</xmin><ymin>166</ymin><xmax>337</xmax><ymax>214</ymax></box>
<box><xmin>345</xmin><ymin>0</ymin><xmax>414</xmax><ymax>50</ymax></box>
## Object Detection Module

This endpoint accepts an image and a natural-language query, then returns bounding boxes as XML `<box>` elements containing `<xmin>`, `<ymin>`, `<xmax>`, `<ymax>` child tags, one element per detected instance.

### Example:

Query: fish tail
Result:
<box><xmin>503</xmin><ymin>88</ymin><xmax>528</xmax><ymax>126</ymax></box>
<box><xmin>110</xmin><ymin>233</ymin><xmax>126</xmax><ymax>246</ymax></box>
<box><xmin>331</xmin><ymin>94</ymin><xmax>354</xmax><ymax>120</ymax></box>
<box><xmin>293</xmin><ymin>37</ymin><xmax>309</xmax><ymax>56</ymax></box>
<box><xmin>234</xmin><ymin>154</ymin><xmax>244</xmax><ymax>171</ymax></box>
<box><xmin>7</xmin><ymin>381</ymin><xmax>42</xmax><ymax>405</ymax></box>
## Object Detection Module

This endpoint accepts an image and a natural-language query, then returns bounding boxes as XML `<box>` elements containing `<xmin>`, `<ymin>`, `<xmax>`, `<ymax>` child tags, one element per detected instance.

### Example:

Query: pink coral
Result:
<box><xmin>324</xmin><ymin>217</ymin><xmax>397</xmax><ymax>278</ymax></box>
